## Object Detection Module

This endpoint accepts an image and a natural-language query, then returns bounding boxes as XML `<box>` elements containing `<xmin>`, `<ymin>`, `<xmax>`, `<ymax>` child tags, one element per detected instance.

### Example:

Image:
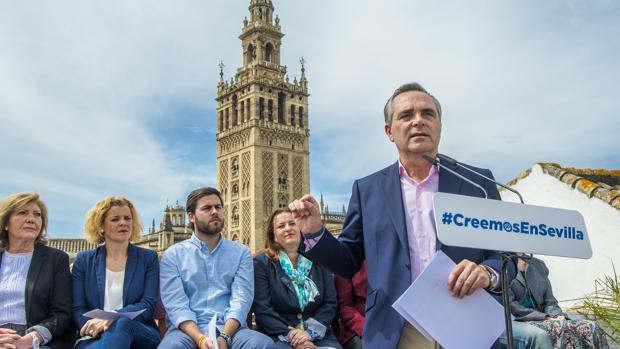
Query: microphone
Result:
<box><xmin>436</xmin><ymin>153</ymin><xmax>524</xmax><ymax>204</ymax></box>
<box><xmin>422</xmin><ymin>154</ymin><xmax>488</xmax><ymax>198</ymax></box>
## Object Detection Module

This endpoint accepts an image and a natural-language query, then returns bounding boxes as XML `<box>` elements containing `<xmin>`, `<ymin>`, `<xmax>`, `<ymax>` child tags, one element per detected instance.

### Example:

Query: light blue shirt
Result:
<box><xmin>160</xmin><ymin>234</ymin><xmax>253</xmax><ymax>332</ymax></box>
<box><xmin>0</xmin><ymin>251</ymin><xmax>33</xmax><ymax>326</ymax></box>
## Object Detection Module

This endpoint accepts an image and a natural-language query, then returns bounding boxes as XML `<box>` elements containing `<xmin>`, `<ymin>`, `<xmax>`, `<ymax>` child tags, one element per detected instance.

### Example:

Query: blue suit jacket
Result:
<box><xmin>71</xmin><ymin>243</ymin><xmax>159</xmax><ymax>330</ymax></box>
<box><xmin>302</xmin><ymin>161</ymin><xmax>516</xmax><ymax>348</ymax></box>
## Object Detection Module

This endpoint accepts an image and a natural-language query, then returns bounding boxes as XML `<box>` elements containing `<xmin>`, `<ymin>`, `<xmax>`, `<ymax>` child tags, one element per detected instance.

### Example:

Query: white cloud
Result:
<box><xmin>0</xmin><ymin>0</ymin><xmax>223</xmax><ymax>236</ymax></box>
<box><xmin>278</xmin><ymin>1</ymin><xmax>620</xmax><ymax>185</ymax></box>
<box><xmin>1</xmin><ymin>1</ymin><xmax>618</xmax><ymax>236</ymax></box>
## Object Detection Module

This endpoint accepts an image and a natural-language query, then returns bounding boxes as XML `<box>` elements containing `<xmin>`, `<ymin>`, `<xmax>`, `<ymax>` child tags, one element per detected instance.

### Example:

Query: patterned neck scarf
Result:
<box><xmin>279</xmin><ymin>251</ymin><xmax>320</xmax><ymax>311</ymax></box>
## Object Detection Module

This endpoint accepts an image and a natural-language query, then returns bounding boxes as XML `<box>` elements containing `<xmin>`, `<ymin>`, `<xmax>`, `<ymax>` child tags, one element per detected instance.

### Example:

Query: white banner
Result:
<box><xmin>433</xmin><ymin>193</ymin><xmax>592</xmax><ymax>259</ymax></box>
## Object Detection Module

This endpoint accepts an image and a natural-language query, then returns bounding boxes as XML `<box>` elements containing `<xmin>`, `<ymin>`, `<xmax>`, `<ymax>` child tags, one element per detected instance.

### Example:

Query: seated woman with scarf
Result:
<box><xmin>253</xmin><ymin>208</ymin><xmax>342</xmax><ymax>349</ymax></box>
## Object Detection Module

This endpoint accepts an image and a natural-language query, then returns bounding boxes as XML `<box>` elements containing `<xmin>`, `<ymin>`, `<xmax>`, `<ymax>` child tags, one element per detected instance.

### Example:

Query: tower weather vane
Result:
<box><xmin>299</xmin><ymin>56</ymin><xmax>306</xmax><ymax>70</ymax></box>
<box><xmin>218</xmin><ymin>61</ymin><xmax>225</xmax><ymax>79</ymax></box>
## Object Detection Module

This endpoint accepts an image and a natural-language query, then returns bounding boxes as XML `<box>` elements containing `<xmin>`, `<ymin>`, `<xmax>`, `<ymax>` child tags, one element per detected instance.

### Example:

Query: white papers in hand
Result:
<box><xmin>392</xmin><ymin>251</ymin><xmax>506</xmax><ymax>349</ymax></box>
<box><xmin>208</xmin><ymin>313</ymin><xmax>217</xmax><ymax>347</ymax></box>
<box><xmin>83</xmin><ymin>308</ymin><xmax>146</xmax><ymax>321</ymax></box>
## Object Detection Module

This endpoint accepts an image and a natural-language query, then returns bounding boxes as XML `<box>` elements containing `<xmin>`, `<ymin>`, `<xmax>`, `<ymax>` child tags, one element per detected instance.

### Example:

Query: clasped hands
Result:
<box><xmin>287</xmin><ymin>326</ymin><xmax>317</xmax><ymax>349</ymax></box>
<box><xmin>0</xmin><ymin>329</ymin><xmax>36</xmax><ymax>349</ymax></box>
<box><xmin>80</xmin><ymin>319</ymin><xmax>113</xmax><ymax>338</ymax></box>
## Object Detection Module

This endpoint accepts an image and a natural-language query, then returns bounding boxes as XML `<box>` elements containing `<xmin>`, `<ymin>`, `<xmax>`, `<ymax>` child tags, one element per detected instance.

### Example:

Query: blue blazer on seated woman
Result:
<box><xmin>72</xmin><ymin>197</ymin><xmax>160</xmax><ymax>349</ymax></box>
<box><xmin>72</xmin><ymin>244</ymin><xmax>159</xmax><ymax>329</ymax></box>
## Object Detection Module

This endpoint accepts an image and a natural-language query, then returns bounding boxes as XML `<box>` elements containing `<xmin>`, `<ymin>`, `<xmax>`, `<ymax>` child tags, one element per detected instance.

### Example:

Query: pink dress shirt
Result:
<box><xmin>303</xmin><ymin>162</ymin><xmax>439</xmax><ymax>278</ymax></box>
<box><xmin>398</xmin><ymin>161</ymin><xmax>439</xmax><ymax>282</ymax></box>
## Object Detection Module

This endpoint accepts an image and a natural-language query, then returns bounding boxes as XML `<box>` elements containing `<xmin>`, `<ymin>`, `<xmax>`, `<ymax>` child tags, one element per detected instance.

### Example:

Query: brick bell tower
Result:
<box><xmin>215</xmin><ymin>0</ymin><xmax>310</xmax><ymax>253</ymax></box>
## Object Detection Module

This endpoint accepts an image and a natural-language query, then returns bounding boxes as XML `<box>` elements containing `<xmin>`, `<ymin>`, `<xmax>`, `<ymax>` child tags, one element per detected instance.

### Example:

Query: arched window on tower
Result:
<box><xmin>268</xmin><ymin>99</ymin><xmax>273</xmax><ymax>121</ymax></box>
<box><xmin>290</xmin><ymin>105</ymin><xmax>296</xmax><ymax>126</ymax></box>
<box><xmin>219</xmin><ymin>110</ymin><xmax>224</xmax><ymax>131</ymax></box>
<box><xmin>225</xmin><ymin>108</ymin><xmax>230</xmax><ymax>129</ymax></box>
<box><xmin>231</xmin><ymin>158</ymin><xmax>239</xmax><ymax>177</ymax></box>
<box><xmin>278</xmin><ymin>172</ymin><xmax>288</xmax><ymax>191</ymax></box>
<box><xmin>277</xmin><ymin>92</ymin><xmax>285</xmax><ymax>123</ymax></box>
<box><xmin>278</xmin><ymin>196</ymin><xmax>288</xmax><ymax>208</ymax></box>
<box><xmin>265</xmin><ymin>43</ymin><xmax>274</xmax><ymax>63</ymax></box>
<box><xmin>298</xmin><ymin>106</ymin><xmax>304</xmax><ymax>127</ymax></box>
<box><xmin>231</xmin><ymin>205</ymin><xmax>239</xmax><ymax>227</ymax></box>
<box><xmin>240</xmin><ymin>100</ymin><xmax>245</xmax><ymax>123</ymax></box>
<box><xmin>259</xmin><ymin>97</ymin><xmax>265</xmax><ymax>119</ymax></box>
<box><xmin>247</xmin><ymin>98</ymin><xmax>251</xmax><ymax>119</ymax></box>
<box><xmin>247</xmin><ymin>44</ymin><xmax>256</xmax><ymax>63</ymax></box>
<box><xmin>232</xmin><ymin>183</ymin><xmax>239</xmax><ymax>200</ymax></box>
<box><xmin>232</xmin><ymin>95</ymin><xmax>238</xmax><ymax>126</ymax></box>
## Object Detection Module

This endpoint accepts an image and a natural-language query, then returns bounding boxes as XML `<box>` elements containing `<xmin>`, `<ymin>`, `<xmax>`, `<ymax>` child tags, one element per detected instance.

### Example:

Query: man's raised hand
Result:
<box><xmin>289</xmin><ymin>195</ymin><xmax>323</xmax><ymax>234</ymax></box>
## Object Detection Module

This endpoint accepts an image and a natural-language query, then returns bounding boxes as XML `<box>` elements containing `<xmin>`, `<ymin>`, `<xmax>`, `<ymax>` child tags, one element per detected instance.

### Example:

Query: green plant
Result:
<box><xmin>577</xmin><ymin>263</ymin><xmax>620</xmax><ymax>345</ymax></box>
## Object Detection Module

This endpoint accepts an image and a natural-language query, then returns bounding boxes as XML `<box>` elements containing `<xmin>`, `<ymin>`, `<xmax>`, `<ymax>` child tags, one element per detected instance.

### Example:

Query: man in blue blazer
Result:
<box><xmin>290</xmin><ymin>82</ymin><xmax>515</xmax><ymax>348</ymax></box>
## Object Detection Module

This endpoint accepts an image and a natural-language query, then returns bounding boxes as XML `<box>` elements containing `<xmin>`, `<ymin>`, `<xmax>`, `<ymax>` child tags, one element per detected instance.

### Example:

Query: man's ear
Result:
<box><xmin>384</xmin><ymin>123</ymin><xmax>394</xmax><ymax>142</ymax></box>
<box><xmin>188</xmin><ymin>212</ymin><xmax>195</xmax><ymax>224</ymax></box>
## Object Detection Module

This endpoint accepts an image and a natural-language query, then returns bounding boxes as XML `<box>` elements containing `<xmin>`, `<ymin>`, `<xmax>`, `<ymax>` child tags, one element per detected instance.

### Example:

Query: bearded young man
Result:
<box><xmin>158</xmin><ymin>187</ymin><xmax>275</xmax><ymax>349</ymax></box>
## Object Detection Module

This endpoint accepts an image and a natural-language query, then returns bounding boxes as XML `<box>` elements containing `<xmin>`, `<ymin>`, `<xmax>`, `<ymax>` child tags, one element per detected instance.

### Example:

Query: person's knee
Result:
<box><xmin>273</xmin><ymin>341</ymin><xmax>290</xmax><ymax>349</ymax></box>
<box><xmin>524</xmin><ymin>325</ymin><xmax>552</xmax><ymax>348</ymax></box>
<box><xmin>248</xmin><ymin>336</ymin><xmax>277</xmax><ymax>349</ymax></box>
<box><xmin>158</xmin><ymin>330</ymin><xmax>194</xmax><ymax>349</ymax></box>
<box><xmin>255</xmin><ymin>339</ymin><xmax>278</xmax><ymax>349</ymax></box>
<box><xmin>158</xmin><ymin>338</ymin><xmax>188</xmax><ymax>349</ymax></box>
<box><xmin>529</xmin><ymin>327</ymin><xmax>549</xmax><ymax>341</ymax></box>
<box><xmin>104</xmin><ymin>317</ymin><xmax>134</xmax><ymax>337</ymax></box>
<box><xmin>502</xmin><ymin>322</ymin><xmax>552</xmax><ymax>349</ymax></box>
<box><xmin>234</xmin><ymin>329</ymin><xmax>277</xmax><ymax>349</ymax></box>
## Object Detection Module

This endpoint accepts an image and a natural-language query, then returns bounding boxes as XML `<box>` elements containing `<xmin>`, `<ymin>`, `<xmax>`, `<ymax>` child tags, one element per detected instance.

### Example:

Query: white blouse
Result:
<box><xmin>103</xmin><ymin>269</ymin><xmax>125</xmax><ymax>311</ymax></box>
<box><xmin>0</xmin><ymin>251</ymin><xmax>33</xmax><ymax>325</ymax></box>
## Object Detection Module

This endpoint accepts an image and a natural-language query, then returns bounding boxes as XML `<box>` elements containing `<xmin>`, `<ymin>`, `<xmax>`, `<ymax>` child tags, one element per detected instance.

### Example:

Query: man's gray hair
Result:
<box><xmin>383</xmin><ymin>82</ymin><xmax>442</xmax><ymax>124</ymax></box>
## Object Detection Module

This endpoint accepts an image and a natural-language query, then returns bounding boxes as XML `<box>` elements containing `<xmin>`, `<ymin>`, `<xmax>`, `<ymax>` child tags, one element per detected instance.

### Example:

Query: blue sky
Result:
<box><xmin>1</xmin><ymin>1</ymin><xmax>618</xmax><ymax>238</ymax></box>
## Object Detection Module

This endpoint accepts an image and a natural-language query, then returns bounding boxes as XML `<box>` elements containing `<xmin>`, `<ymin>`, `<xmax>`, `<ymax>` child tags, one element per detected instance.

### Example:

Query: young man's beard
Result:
<box><xmin>195</xmin><ymin>218</ymin><xmax>224</xmax><ymax>236</ymax></box>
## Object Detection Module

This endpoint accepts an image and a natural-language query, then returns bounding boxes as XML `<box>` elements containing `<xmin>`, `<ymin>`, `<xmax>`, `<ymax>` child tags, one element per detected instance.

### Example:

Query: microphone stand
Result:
<box><xmin>499</xmin><ymin>252</ymin><xmax>517</xmax><ymax>349</ymax></box>
<box><xmin>423</xmin><ymin>154</ymin><xmax>519</xmax><ymax>349</ymax></box>
<box><xmin>422</xmin><ymin>155</ymin><xmax>489</xmax><ymax>198</ymax></box>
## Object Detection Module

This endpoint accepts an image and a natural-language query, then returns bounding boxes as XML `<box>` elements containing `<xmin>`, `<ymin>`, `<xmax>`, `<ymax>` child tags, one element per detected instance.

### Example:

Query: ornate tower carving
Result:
<box><xmin>216</xmin><ymin>0</ymin><xmax>310</xmax><ymax>253</ymax></box>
